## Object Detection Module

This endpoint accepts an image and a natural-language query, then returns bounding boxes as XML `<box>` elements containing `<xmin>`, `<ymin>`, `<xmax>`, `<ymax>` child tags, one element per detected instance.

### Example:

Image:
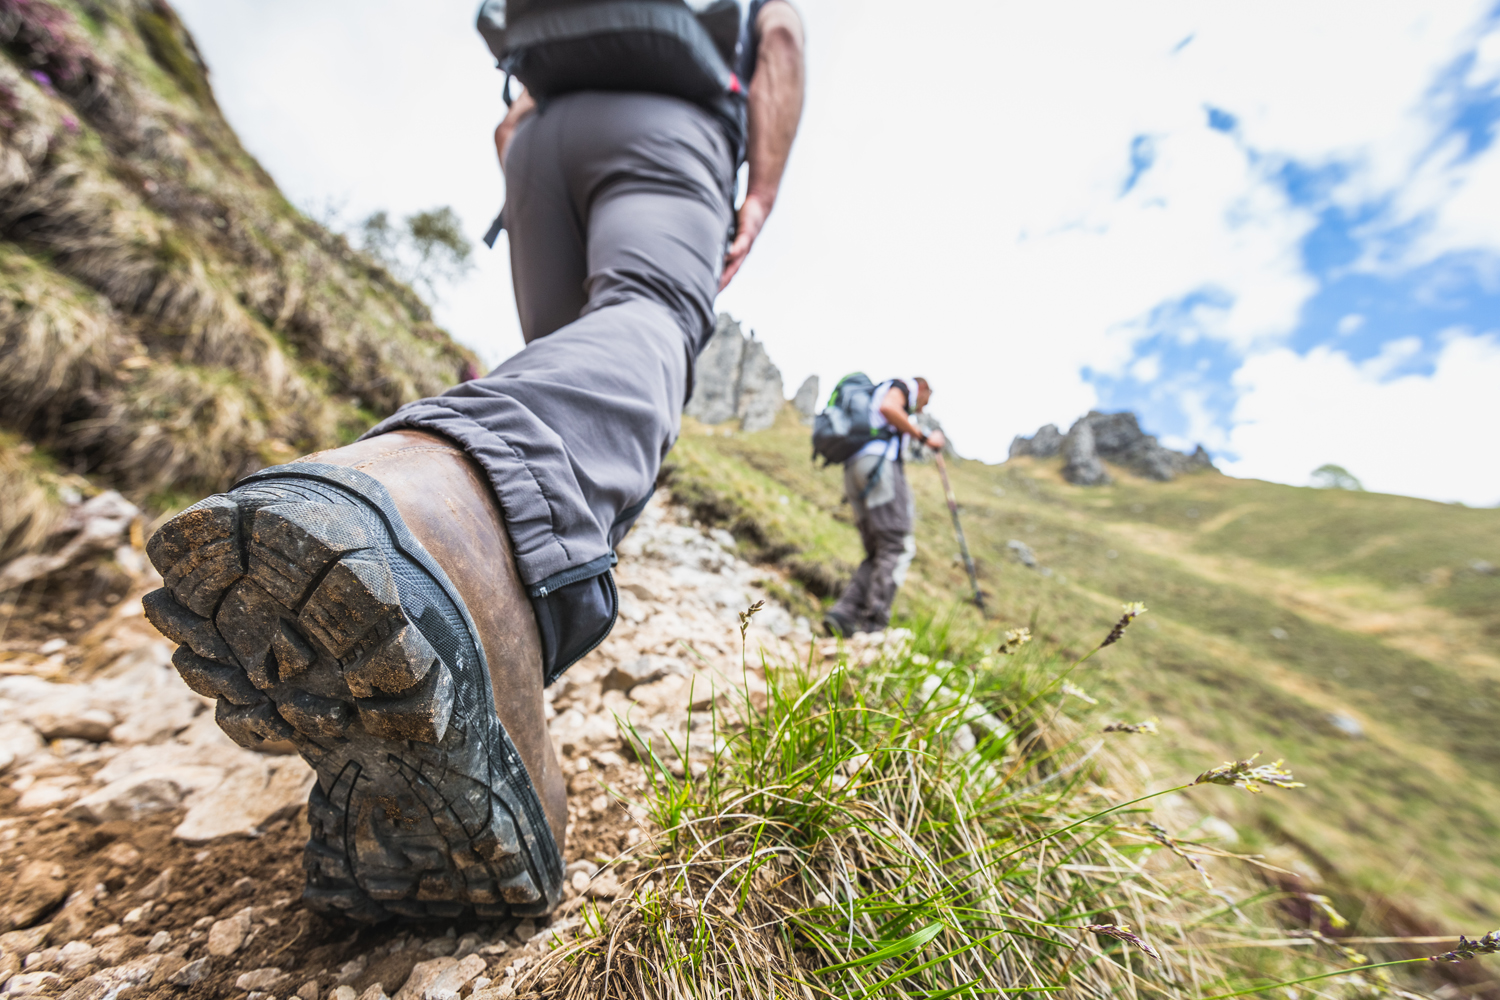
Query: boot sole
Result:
<box><xmin>142</xmin><ymin>463</ymin><xmax>562</xmax><ymax>922</ymax></box>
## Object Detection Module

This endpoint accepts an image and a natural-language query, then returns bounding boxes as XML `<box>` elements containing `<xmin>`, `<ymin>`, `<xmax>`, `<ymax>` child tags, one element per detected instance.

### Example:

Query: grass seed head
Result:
<box><xmin>1061</xmin><ymin>681</ymin><xmax>1098</xmax><ymax>704</ymax></box>
<box><xmin>1084</xmin><ymin>924</ymin><xmax>1162</xmax><ymax>961</ymax></box>
<box><xmin>1192</xmin><ymin>752</ymin><xmax>1304</xmax><ymax>793</ymax></box>
<box><xmin>1101</xmin><ymin>602</ymin><xmax>1148</xmax><ymax>647</ymax></box>
<box><xmin>1429</xmin><ymin>930</ymin><xmax>1500</xmax><ymax>962</ymax></box>
<box><xmin>738</xmin><ymin>599</ymin><xmax>765</xmax><ymax>640</ymax></box>
<box><xmin>1103</xmin><ymin>718</ymin><xmax>1159</xmax><ymax>735</ymax></box>
<box><xmin>998</xmin><ymin>626</ymin><xmax>1032</xmax><ymax>654</ymax></box>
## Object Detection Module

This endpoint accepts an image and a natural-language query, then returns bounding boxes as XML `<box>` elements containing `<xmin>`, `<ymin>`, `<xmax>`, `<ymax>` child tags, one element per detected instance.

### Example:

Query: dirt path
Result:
<box><xmin>0</xmin><ymin>496</ymin><xmax>857</xmax><ymax>1000</ymax></box>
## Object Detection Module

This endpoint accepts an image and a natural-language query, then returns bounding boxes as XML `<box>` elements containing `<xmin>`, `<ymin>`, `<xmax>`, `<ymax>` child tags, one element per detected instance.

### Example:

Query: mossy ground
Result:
<box><xmin>663</xmin><ymin>406</ymin><xmax>1500</xmax><ymax>934</ymax></box>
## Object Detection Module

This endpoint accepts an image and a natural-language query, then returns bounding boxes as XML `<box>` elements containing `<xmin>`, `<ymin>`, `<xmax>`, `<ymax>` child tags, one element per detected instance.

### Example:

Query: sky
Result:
<box><xmin>173</xmin><ymin>0</ymin><xmax>1500</xmax><ymax>507</ymax></box>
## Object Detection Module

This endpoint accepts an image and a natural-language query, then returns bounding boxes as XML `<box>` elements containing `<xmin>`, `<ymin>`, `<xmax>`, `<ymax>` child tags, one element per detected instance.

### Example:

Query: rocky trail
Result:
<box><xmin>0</xmin><ymin>495</ymin><xmax>865</xmax><ymax>1000</ymax></box>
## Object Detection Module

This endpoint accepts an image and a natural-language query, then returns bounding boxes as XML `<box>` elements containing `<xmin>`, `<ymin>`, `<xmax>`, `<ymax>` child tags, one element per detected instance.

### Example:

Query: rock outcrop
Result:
<box><xmin>1011</xmin><ymin>411</ymin><xmax>1214</xmax><ymax>485</ymax></box>
<box><xmin>685</xmin><ymin>314</ymin><xmax>785</xmax><ymax>432</ymax></box>
<box><xmin>791</xmin><ymin>375</ymin><xmax>819</xmax><ymax>424</ymax></box>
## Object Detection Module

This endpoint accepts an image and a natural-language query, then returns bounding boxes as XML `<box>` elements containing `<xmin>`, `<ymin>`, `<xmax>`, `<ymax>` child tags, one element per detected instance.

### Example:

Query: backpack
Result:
<box><xmin>476</xmin><ymin>0</ymin><xmax>744</xmax><ymax>108</ymax></box>
<box><xmin>811</xmin><ymin>373</ymin><xmax>897</xmax><ymax>465</ymax></box>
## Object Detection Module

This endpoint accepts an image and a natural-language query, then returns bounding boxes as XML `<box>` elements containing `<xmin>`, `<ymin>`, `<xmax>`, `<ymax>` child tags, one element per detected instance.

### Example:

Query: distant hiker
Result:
<box><xmin>821</xmin><ymin>377</ymin><xmax>944</xmax><ymax>637</ymax></box>
<box><xmin>142</xmin><ymin>0</ymin><xmax>804</xmax><ymax>924</ymax></box>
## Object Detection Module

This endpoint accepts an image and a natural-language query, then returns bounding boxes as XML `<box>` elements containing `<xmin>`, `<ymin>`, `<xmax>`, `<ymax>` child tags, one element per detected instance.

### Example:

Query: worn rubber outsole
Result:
<box><xmin>141</xmin><ymin>463</ymin><xmax>562</xmax><ymax>923</ymax></box>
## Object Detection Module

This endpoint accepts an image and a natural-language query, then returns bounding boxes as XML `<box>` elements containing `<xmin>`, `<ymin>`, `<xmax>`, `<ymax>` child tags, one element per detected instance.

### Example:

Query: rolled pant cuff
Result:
<box><xmin>363</xmin><ymin>402</ymin><xmax>618</xmax><ymax>685</ymax></box>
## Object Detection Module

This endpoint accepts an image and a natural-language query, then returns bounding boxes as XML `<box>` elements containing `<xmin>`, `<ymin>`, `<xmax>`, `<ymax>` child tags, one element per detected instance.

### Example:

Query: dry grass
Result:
<box><xmin>0</xmin><ymin>429</ymin><xmax>86</xmax><ymax>564</ymax></box>
<box><xmin>0</xmin><ymin>0</ymin><xmax>480</xmax><ymax>559</ymax></box>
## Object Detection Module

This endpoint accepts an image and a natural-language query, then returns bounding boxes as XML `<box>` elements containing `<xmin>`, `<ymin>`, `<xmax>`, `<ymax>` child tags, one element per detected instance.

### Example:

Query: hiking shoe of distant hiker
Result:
<box><xmin>823</xmin><ymin>612</ymin><xmax>854</xmax><ymax>638</ymax></box>
<box><xmin>142</xmin><ymin>433</ymin><xmax>564</xmax><ymax>922</ymax></box>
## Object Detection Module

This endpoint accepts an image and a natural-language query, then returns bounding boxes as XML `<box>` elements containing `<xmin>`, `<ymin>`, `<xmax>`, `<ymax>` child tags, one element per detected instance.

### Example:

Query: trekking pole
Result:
<box><xmin>933</xmin><ymin>452</ymin><xmax>985</xmax><ymax>612</ymax></box>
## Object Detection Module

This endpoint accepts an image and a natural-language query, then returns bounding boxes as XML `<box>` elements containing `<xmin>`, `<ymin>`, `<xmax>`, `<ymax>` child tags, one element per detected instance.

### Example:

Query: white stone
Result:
<box><xmin>207</xmin><ymin>908</ymin><xmax>252</xmax><ymax>956</ymax></box>
<box><xmin>57</xmin><ymin>940</ymin><xmax>98</xmax><ymax>972</ymax></box>
<box><xmin>33</xmin><ymin>707</ymin><xmax>115</xmax><ymax>743</ymax></box>
<box><xmin>334</xmin><ymin>955</ymin><xmax>367</xmax><ymax>985</ymax></box>
<box><xmin>600</xmin><ymin>656</ymin><xmax>661</xmax><ymax>693</ymax></box>
<box><xmin>549</xmin><ymin>709</ymin><xmax>619</xmax><ymax>756</ymax></box>
<box><xmin>168</xmin><ymin>956</ymin><xmax>211</xmax><ymax>986</ymax></box>
<box><xmin>3</xmin><ymin>971</ymin><xmax>61</xmax><ymax>995</ymax></box>
<box><xmin>65</xmin><ymin>765</ymin><xmax>225</xmax><ymax>823</ymax></box>
<box><xmin>414</xmin><ymin>953</ymin><xmax>486</xmax><ymax>1000</ymax></box>
<box><xmin>16</xmin><ymin>780</ymin><xmax>81</xmax><ymax>811</ymax></box>
<box><xmin>101</xmin><ymin>842</ymin><xmax>142</xmax><ymax>867</ymax></box>
<box><xmin>236</xmin><ymin>967</ymin><xmax>288</xmax><ymax>991</ymax></box>
<box><xmin>330</xmin><ymin>987</ymin><xmax>358</xmax><ymax>1000</ymax></box>
<box><xmin>173</xmin><ymin>756</ymin><xmax>315</xmax><ymax>842</ymax></box>
<box><xmin>0</xmin><ymin>721</ymin><xmax>43</xmax><ymax>773</ymax></box>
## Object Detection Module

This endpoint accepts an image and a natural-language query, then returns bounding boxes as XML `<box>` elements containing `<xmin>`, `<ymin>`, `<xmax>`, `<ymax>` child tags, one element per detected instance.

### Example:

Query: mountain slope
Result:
<box><xmin>0</xmin><ymin>0</ymin><xmax>474</xmax><ymax>562</ymax></box>
<box><xmin>664</xmin><ymin>406</ymin><xmax>1500</xmax><ymax>933</ymax></box>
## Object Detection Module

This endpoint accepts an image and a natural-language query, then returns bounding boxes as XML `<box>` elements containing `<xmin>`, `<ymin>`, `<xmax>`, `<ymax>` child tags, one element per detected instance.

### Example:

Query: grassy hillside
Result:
<box><xmin>0</xmin><ymin>0</ymin><xmax>475</xmax><ymax>563</ymax></box>
<box><xmin>664</xmin><ymin>406</ymin><xmax>1500</xmax><ymax>936</ymax></box>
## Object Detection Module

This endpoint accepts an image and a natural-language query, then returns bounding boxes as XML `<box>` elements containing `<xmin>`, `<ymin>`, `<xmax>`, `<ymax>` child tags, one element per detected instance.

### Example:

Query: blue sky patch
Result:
<box><xmin>1089</xmin><ymin>68</ymin><xmax>1500</xmax><ymax>459</ymax></box>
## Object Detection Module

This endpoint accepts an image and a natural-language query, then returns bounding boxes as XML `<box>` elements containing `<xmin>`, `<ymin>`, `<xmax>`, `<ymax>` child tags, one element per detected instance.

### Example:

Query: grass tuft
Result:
<box><xmin>534</xmin><ymin>609</ymin><xmax>1355</xmax><ymax>1000</ymax></box>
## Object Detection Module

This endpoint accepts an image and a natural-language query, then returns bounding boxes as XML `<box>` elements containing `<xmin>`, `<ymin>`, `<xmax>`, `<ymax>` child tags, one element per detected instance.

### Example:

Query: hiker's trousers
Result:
<box><xmin>830</xmin><ymin>456</ymin><xmax>917</xmax><ymax>632</ymax></box>
<box><xmin>367</xmin><ymin>91</ymin><xmax>734</xmax><ymax>679</ymax></box>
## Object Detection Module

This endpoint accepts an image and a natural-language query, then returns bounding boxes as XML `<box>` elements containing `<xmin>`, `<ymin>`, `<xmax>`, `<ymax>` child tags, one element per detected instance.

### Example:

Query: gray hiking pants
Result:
<box><xmin>366</xmin><ymin>91</ymin><xmax>734</xmax><ymax>680</ymax></box>
<box><xmin>829</xmin><ymin>455</ymin><xmax>917</xmax><ymax>632</ymax></box>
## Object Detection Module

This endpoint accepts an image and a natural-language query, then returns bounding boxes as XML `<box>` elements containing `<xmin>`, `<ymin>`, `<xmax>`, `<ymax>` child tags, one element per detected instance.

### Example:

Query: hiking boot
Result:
<box><xmin>823</xmin><ymin>611</ymin><xmax>854</xmax><ymax>638</ymax></box>
<box><xmin>141</xmin><ymin>431</ymin><xmax>566</xmax><ymax>922</ymax></box>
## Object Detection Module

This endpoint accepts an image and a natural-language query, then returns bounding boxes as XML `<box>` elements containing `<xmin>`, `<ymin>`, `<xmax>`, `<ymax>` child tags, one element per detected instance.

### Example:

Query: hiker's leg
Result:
<box><xmin>366</xmin><ymin>92</ymin><xmax>733</xmax><ymax>680</ymax></box>
<box><xmin>503</xmin><ymin>104</ymin><xmax>588</xmax><ymax>343</ymax></box>
<box><xmin>828</xmin><ymin>455</ymin><xmax>887</xmax><ymax>631</ymax></box>
<box><xmin>829</xmin><ymin>520</ymin><xmax>877</xmax><ymax>630</ymax></box>
<box><xmin>856</xmin><ymin>463</ymin><xmax>914</xmax><ymax>630</ymax></box>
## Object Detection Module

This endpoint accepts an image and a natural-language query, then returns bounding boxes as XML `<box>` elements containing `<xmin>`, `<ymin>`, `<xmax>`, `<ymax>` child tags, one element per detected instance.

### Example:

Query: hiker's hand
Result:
<box><xmin>720</xmin><ymin>192</ymin><xmax>771</xmax><ymax>291</ymax></box>
<box><xmin>494</xmin><ymin>89</ymin><xmax>537</xmax><ymax>174</ymax></box>
<box><xmin>925</xmin><ymin>430</ymin><xmax>946</xmax><ymax>451</ymax></box>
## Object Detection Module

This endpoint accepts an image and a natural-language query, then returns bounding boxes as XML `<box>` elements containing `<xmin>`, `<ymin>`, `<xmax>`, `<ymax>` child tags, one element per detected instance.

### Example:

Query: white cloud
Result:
<box><xmin>173</xmin><ymin>0</ymin><xmax>1498</xmax><ymax>503</ymax></box>
<box><xmin>1220</xmin><ymin>332</ymin><xmax>1500</xmax><ymax>506</ymax></box>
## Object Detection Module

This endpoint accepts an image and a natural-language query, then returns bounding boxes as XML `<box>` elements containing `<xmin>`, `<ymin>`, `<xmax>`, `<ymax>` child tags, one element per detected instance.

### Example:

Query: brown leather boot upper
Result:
<box><xmin>299</xmin><ymin>431</ymin><xmax>567</xmax><ymax>849</ymax></box>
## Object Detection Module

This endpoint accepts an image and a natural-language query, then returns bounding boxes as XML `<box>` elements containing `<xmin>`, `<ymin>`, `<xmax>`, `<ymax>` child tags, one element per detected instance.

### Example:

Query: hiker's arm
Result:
<box><xmin>879</xmin><ymin>388</ymin><xmax>945</xmax><ymax>450</ymax></box>
<box><xmin>494</xmin><ymin>88</ymin><xmax>537</xmax><ymax>174</ymax></box>
<box><xmin>720</xmin><ymin>1</ymin><xmax>805</xmax><ymax>291</ymax></box>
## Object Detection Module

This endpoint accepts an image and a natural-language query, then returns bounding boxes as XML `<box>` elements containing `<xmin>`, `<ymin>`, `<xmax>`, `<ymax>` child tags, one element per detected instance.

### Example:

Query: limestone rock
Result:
<box><xmin>2</xmin><ymin>862</ymin><xmax>69</xmax><ymax>932</ymax></box>
<box><xmin>549</xmin><ymin>708</ymin><xmax>619</xmax><ymax>756</ymax></box>
<box><xmin>3</xmin><ymin>971</ymin><xmax>61</xmax><ymax>996</ymax></box>
<box><xmin>685</xmin><ymin>313</ymin><xmax>785</xmax><ymax>432</ymax></box>
<box><xmin>393</xmin><ymin>954</ymin><xmax>486</xmax><ymax>1000</ymax></box>
<box><xmin>172</xmin><ymin>756</ymin><xmax>315</xmax><ymax>842</ymax></box>
<box><xmin>168</xmin><ymin>957</ymin><xmax>211</xmax><ymax>986</ymax></box>
<box><xmin>601</xmin><ymin>656</ymin><xmax>662</xmax><ymax>693</ymax></box>
<box><xmin>1012</xmin><ymin>412</ymin><xmax>1213</xmax><ymax>484</ymax></box>
<box><xmin>236</xmin><ymin>967</ymin><xmax>288</xmax><ymax>991</ymax></box>
<box><xmin>0</xmin><ymin>492</ymin><xmax>141</xmax><ymax>592</ymax></box>
<box><xmin>206</xmin><ymin>908</ymin><xmax>252</xmax><ymax>956</ymax></box>
<box><xmin>792</xmin><ymin>375</ymin><xmax>819</xmax><ymax>424</ymax></box>
<box><xmin>65</xmin><ymin>765</ymin><xmax>226</xmax><ymax>824</ymax></box>
<box><xmin>684</xmin><ymin>314</ymin><xmax>745</xmax><ymax>424</ymax></box>
<box><xmin>1062</xmin><ymin>419</ymin><xmax>1110</xmax><ymax>486</ymax></box>
<box><xmin>0</xmin><ymin>721</ymin><xmax>43</xmax><ymax>774</ymax></box>
<box><xmin>33</xmin><ymin>705</ymin><xmax>115</xmax><ymax>743</ymax></box>
<box><xmin>736</xmin><ymin>338</ymin><xmax>783</xmax><ymax>433</ymax></box>
<box><xmin>1011</xmin><ymin>423</ymin><xmax>1062</xmax><ymax>458</ymax></box>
